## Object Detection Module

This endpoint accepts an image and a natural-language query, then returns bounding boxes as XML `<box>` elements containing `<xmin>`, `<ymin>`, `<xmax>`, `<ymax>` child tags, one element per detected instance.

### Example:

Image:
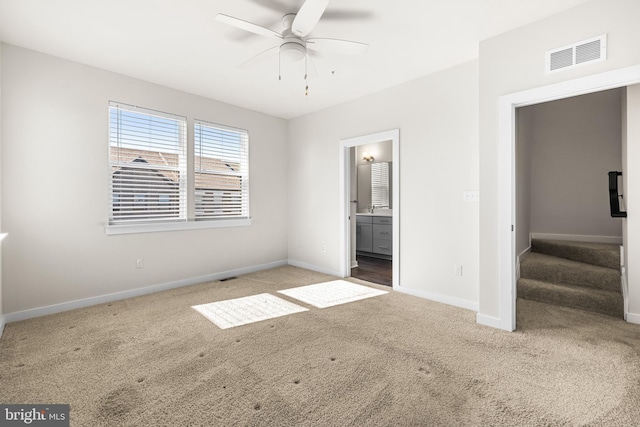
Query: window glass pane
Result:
<box><xmin>109</xmin><ymin>102</ymin><xmax>187</xmax><ymax>224</ymax></box>
<box><xmin>194</xmin><ymin>121</ymin><xmax>249</xmax><ymax>220</ymax></box>
<box><xmin>371</xmin><ymin>162</ymin><xmax>390</xmax><ymax>208</ymax></box>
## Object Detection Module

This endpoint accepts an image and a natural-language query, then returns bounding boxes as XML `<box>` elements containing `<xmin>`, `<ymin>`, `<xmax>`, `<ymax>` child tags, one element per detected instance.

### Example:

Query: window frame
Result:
<box><xmin>193</xmin><ymin>119</ymin><xmax>250</xmax><ymax>221</ymax></box>
<box><xmin>105</xmin><ymin>102</ymin><xmax>251</xmax><ymax>235</ymax></box>
<box><xmin>108</xmin><ymin>102</ymin><xmax>188</xmax><ymax>226</ymax></box>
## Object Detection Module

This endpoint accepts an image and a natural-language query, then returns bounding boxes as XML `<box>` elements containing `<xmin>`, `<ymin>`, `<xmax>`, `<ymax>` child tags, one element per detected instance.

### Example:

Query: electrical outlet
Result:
<box><xmin>463</xmin><ymin>191</ymin><xmax>480</xmax><ymax>202</ymax></box>
<box><xmin>454</xmin><ymin>265</ymin><xmax>463</xmax><ymax>276</ymax></box>
<box><xmin>321</xmin><ymin>245</ymin><xmax>326</xmax><ymax>253</ymax></box>
<box><xmin>136</xmin><ymin>258</ymin><xmax>144</xmax><ymax>269</ymax></box>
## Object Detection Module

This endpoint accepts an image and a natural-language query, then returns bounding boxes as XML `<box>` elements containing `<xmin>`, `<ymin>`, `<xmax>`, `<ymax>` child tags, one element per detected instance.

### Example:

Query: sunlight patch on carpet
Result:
<box><xmin>278</xmin><ymin>280</ymin><xmax>388</xmax><ymax>308</ymax></box>
<box><xmin>192</xmin><ymin>293</ymin><xmax>308</xmax><ymax>329</ymax></box>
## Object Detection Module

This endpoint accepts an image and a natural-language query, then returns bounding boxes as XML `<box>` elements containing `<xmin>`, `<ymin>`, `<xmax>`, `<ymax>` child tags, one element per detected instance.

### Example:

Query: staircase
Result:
<box><xmin>518</xmin><ymin>239</ymin><xmax>623</xmax><ymax>318</ymax></box>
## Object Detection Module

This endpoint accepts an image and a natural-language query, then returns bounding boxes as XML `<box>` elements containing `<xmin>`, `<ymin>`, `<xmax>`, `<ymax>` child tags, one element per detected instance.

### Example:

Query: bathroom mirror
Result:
<box><xmin>357</xmin><ymin>162</ymin><xmax>392</xmax><ymax>212</ymax></box>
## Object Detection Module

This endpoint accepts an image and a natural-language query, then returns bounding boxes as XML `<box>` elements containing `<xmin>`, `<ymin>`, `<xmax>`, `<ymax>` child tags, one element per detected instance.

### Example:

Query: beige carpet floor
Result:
<box><xmin>1</xmin><ymin>265</ymin><xmax>640</xmax><ymax>426</ymax></box>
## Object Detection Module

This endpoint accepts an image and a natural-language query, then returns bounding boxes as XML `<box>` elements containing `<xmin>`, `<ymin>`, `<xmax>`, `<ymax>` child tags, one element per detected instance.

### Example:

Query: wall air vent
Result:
<box><xmin>545</xmin><ymin>34</ymin><xmax>607</xmax><ymax>74</ymax></box>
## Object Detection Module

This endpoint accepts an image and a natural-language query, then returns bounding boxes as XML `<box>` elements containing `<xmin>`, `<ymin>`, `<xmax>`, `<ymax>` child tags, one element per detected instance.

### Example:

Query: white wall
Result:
<box><xmin>626</xmin><ymin>84</ymin><xmax>640</xmax><ymax>322</ymax></box>
<box><xmin>479</xmin><ymin>0</ymin><xmax>640</xmax><ymax>320</ymax></box>
<box><xmin>1</xmin><ymin>44</ymin><xmax>288</xmax><ymax>315</ymax></box>
<box><xmin>518</xmin><ymin>89</ymin><xmax>622</xmax><ymax>241</ymax></box>
<box><xmin>0</xmin><ymin>44</ymin><xmax>3</xmax><ymax>334</ymax></box>
<box><xmin>288</xmin><ymin>60</ymin><xmax>479</xmax><ymax>307</ymax></box>
<box><xmin>622</xmin><ymin>87</ymin><xmax>628</xmax><ymax>316</ymax></box>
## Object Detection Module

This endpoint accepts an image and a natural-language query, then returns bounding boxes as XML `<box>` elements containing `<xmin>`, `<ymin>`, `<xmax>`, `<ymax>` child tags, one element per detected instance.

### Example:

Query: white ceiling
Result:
<box><xmin>0</xmin><ymin>0</ymin><xmax>591</xmax><ymax>119</ymax></box>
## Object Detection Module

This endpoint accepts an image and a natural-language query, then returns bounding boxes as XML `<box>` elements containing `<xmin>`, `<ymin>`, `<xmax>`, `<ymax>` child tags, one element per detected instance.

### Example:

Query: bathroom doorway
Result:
<box><xmin>339</xmin><ymin>129</ymin><xmax>400</xmax><ymax>288</ymax></box>
<box><xmin>351</xmin><ymin>141</ymin><xmax>393</xmax><ymax>286</ymax></box>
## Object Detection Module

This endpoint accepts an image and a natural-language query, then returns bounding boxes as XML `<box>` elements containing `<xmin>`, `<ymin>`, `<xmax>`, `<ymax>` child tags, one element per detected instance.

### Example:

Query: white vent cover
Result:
<box><xmin>545</xmin><ymin>34</ymin><xmax>607</xmax><ymax>74</ymax></box>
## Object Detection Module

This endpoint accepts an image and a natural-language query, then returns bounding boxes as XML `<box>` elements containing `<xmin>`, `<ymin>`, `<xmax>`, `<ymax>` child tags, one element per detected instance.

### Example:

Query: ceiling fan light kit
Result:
<box><xmin>280</xmin><ymin>40</ymin><xmax>306</xmax><ymax>62</ymax></box>
<box><xmin>215</xmin><ymin>0</ymin><xmax>368</xmax><ymax>95</ymax></box>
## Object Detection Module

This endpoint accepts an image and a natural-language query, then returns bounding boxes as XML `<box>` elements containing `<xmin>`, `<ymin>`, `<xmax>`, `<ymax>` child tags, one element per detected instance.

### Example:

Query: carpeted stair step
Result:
<box><xmin>517</xmin><ymin>278</ymin><xmax>623</xmax><ymax>318</ymax></box>
<box><xmin>520</xmin><ymin>252</ymin><xmax>620</xmax><ymax>293</ymax></box>
<box><xmin>531</xmin><ymin>239</ymin><xmax>620</xmax><ymax>270</ymax></box>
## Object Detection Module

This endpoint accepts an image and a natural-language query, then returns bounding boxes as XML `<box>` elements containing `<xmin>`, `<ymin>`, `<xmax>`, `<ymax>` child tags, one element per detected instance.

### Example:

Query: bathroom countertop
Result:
<box><xmin>356</xmin><ymin>212</ymin><xmax>392</xmax><ymax>217</ymax></box>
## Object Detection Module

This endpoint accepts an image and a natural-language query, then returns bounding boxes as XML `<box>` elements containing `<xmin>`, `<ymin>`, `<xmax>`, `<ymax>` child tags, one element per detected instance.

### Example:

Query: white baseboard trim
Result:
<box><xmin>626</xmin><ymin>312</ymin><xmax>640</xmax><ymax>325</ymax></box>
<box><xmin>530</xmin><ymin>233</ymin><xmax>622</xmax><ymax>245</ymax></box>
<box><xmin>518</xmin><ymin>245</ymin><xmax>532</xmax><ymax>261</ymax></box>
<box><xmin>516</xmin><ymin>246</ymin><xmax>531</xmax><ymax>281</ymax></box>
<box><xmin>516</xmin><ymin>246</ymin><xmax>531</xmax><ymax>280</ymax></box>
<box><xmin>0</xmin><ymin>315</ymin><xmax>5</xmax><ymax>339</ymax></box>
<box><xmin>394</xmin><ymin>285</ymin><xmax>479</xmax><ymax>312</ymax></box>
<box><xmin>287</xmin><ymin>259</ymin><xmax>342</xmax><ymax>277</ymax></box>
<box><xmin>351</xmin><ymin>260</ymin><xmax>358</xmax><ymax>268</ymax></box>
<box><xmin>622</xmin><ymin>271</ymin><xmax>629</xmax><ymax>321</ymax></box>
<box><xmin>4</xmin><ymin>260</ymin><xmax>288</xmax><ymax>324</ymax></box>
<box><xmin>476</xmin><ymin>313</ymin><xmax>503</xmax><ymax>329</ymax></box>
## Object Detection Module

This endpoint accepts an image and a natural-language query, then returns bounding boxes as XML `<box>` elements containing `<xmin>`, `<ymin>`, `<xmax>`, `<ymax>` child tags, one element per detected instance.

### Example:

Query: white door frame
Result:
<box><xmin>498</xmin><ymin>64</ymin><xmax>640</xmax><ymax>331</ymax></box>
<box><xmin>339</xmin><ymin>129</ymin><xmax>400</xmax><ymax>287</ymax></box>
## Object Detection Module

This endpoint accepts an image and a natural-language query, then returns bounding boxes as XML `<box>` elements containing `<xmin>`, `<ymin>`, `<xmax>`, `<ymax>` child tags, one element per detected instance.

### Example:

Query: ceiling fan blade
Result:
<box><xmin>306</xmin><ymin>38</ymin><xmax>369</xmax><ymax>55</ymax></box>
<box><xmin>321</xmin><ymin>10</ymin><xmax>375</xmax><ymax>21</ymax></box>
<box><xmin>291</xmin><ymin>0</ymin><xmax>329</xmax><ymax>37</ymax></box>
<box><xmin>215</xmin><ymin>14</ymin><xmax>282</xmax><ymax>39</ymax></box>
<box><xmin>238</xmin><ymin>46</ymin><xmax>280</xmax><ymax>69</ymax></box>
<box><xmin>245</xmin><ymin>0</ymin><xmax>290</xmax><ymax>12</ymax></box>
<box><xmin>245</xmin><ymin>0</ymin><xmax>372</xmax><ymax>22</ymax></box>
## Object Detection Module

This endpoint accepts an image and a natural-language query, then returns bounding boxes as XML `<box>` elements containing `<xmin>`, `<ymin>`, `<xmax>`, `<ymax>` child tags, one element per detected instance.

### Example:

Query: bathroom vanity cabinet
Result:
<box><xmin>356</xmin><ymin>215</ymin><xmax>392</xmax><ymax>259</ymax></box>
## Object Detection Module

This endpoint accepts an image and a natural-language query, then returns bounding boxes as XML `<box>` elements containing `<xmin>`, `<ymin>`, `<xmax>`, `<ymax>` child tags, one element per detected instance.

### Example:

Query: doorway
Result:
<box><xmin>515</xmin><ymin>89</ymin><xmax>624</xmax><ymax>319</ymax></box>
<box><xmin>339</xmin><ymin>129</ymin><xmax>400</xmax><ymax>288</ymax></box>
<box><xmin>496</xmin><ymin>65</ymin><xmax>640</xmax><ymax>332</ymax></box>
<box><xmin>351</xmin><ymin>141</ymin><xmax>393</xmax><ymax>286</ymax></box>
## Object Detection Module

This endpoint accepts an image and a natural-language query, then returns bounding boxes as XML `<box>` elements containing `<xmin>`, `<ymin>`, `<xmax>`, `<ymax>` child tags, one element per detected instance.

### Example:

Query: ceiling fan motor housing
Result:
<box><xmin>280</xmin><ymin>39</ymin><xmax>306</xmax><ymax>62</ymax></box>
<box><xmin>216</xmin><ymin>0</ymin><xmax>368</xmax><ymax>70</ymax></box>
<box><xmin>282</xmin><ymin>13</ymin><xmax>296</xmax><ymax>30</ymax></box>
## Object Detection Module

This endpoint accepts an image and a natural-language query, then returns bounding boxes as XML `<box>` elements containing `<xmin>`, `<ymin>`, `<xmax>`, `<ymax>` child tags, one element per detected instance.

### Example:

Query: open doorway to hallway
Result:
<box><xmin>515</xmin><ymin>88</ymin><xmax>625</xmax><ymax>321</ymax></box>
<box><xmin>495</xmin><ymin>65</ymin><xmax>640</xmax><ymax>332</ymax></box>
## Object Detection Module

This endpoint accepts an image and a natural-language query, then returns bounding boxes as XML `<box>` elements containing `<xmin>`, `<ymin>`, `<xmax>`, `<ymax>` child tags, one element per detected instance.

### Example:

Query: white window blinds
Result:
<box><xmin>194</xmin><ymin>120</ymin><xmax>249</xmax><ymax>220</ymax></box>
<box><xmin>371</xmin><ymin>162</ymin><xmax>390</xmax><ymax>208</ymax></box>
<box><xmin>109</xmin><ymin>102</ymin><xmax>187</xmax><ymax>224</ymax></box>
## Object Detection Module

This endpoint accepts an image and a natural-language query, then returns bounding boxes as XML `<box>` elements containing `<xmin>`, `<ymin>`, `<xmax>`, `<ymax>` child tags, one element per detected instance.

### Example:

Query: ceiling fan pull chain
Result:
<box><xmin>305</xmin><ymin>53</ymin><xmax>309</xmax><ymax>96</ymax></box>
<box><xmin>215</xmin><ymin>2</ymin><xmax>369</xmax><ymax>91</ymax></box>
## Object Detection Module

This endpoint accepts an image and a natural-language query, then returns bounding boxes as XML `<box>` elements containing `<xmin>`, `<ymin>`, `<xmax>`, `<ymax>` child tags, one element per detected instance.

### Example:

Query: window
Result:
<box><xmin>371</xmin><ymin>162</ymin><xmax>390</xmax><ymax>208</ymax></box>
<box><xmin>109</xmin><ymin>102</ymin><xmax>187</xmax><ymax>224</ymax></box>
<box><xmin>194</xmin><ymin>120</ymin><xmax>249</xmax><ymax>220</ymax></box>
<box><xmin>107</xmin><ymin>102</ymin><xmax>250</xmax><ymax>233</ymax></box>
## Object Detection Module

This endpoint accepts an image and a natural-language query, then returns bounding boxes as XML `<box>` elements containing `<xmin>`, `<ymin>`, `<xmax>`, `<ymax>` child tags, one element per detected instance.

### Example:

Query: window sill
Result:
<box><xmin>105</xmin><ymin>218</ymin><xmax>251</xmax><ymax>235</ymax></box>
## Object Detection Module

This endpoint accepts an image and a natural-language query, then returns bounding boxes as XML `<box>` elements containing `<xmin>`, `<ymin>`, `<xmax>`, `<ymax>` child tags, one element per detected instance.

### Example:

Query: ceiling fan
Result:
<box><xmin>215</xmin><ymin>0</ymin><xmax>369</xmax><ymax>89</ymax></box>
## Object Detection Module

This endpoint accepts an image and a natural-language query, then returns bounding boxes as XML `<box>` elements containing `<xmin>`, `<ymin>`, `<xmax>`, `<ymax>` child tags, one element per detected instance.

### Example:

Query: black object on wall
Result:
<box><xmin>608</xmin><ymin>171</ymin><xmax>627</xmax><ymax>218</ymax></box>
